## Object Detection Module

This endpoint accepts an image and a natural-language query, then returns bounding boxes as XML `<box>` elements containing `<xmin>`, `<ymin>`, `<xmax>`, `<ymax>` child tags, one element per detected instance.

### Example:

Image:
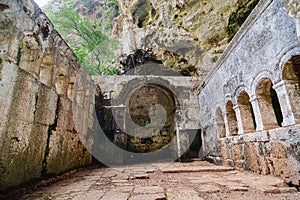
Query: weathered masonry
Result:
<box><xmin>199</xmin><ymin>0</ymin><xmax>300</xmax><ymax>186</ymax></box>
<box><xmin>93</xmin><ymin>75</ymin><xmax>200</xmax><ymax>162</ymax></box>
<box><xmin>0</xmin><ymin>0</ymin><xmax>299</xmax><ymax>192</ymax></box>
<box><xmin>0</xmin><ymin>0</ymin><xmax>96</xmax><ymax>190</ymax></box>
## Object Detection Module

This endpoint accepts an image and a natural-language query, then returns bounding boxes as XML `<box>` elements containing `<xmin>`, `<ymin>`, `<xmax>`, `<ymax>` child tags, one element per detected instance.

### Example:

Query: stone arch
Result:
<box><xmin>251</xmin><ymin>70</ymin><xmax>274</xmax><ymax>97</ymax></box>
<box><xmin>127</xmin><ymin>84</ymin><xmax>177</xmax><ymax>125</ymax></box>
<box><xmin>234</xmin><ymin>85</ymin><xmax>251</xmax><ymax>100</ymax></box>
<box><xmin>127</xmin><ymin>83</ymin><xmax>177</xmax><ymax>153</ymax></box>
<box><xmin>224</xmin><ymin>94</ymin><xmax>236</xmax><ymax>106</ymax></box>
<box><xmin>276</xmin><ymin>45</ymin><xmax>300</xmax><ymax>82</ymax></box>
<box><xmin>215</xmin><ymin>107</ymin><xmax>226</xmax><ymax>138</ymax></box>
<box><xmin>256</xmin><ymin>78</ymin><xmax>283</xmax><ymax>129</ymax></box>
<box><xmin>282</xmin><ymin>55</ymin><xmax>300</xmax><ymax>123</ymax></box>
<box><xmin>237</xmin><ymin>91</ymin><xmax>256</xmax><ymax>133</ymax></box>
<box><xmin>96</xmin><ymin>77</ymin><xmax>181</xmax><ymax>154</ymax></box>
<box><xmin>226</xmin><ymin>100</ymin><xmax>238</xmax><ymax>136</ymax></box>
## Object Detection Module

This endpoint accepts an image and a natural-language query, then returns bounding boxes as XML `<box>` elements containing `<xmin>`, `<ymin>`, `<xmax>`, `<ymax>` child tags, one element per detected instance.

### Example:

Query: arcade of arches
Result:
<box><xmin>217</xmin><ymin>58</ymin><xmax>300</xmax><ymax>138</ymax></box>
<box><xmin>212</xmin><ymin>56</ymin><xmax>300</xmax><ymax>186</ymax></box>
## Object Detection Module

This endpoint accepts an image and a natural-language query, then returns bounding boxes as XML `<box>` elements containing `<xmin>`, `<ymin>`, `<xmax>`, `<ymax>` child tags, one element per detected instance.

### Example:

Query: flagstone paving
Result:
<box><xmin>1</xmin><ymin>160</ymin><xmax>299</xmax><ymax>200</ymax></box>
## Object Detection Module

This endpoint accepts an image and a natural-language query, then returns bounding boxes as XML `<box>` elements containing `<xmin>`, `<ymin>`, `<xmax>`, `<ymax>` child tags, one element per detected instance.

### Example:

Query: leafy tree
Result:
<box><xmin>47</xmin><ymin>0</ymin><xmax>119</xmax><ymax>75</ymax></box>
<box><xmin>102</xmin><ymin>0</ymin><xmax>119</xmax><ymax>32</ymax></box>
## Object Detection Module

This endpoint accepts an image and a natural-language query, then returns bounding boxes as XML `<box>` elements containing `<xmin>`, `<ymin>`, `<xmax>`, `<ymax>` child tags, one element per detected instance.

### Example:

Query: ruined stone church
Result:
<box><xmin>0</xmin><ymin>0</ymin><xmax>299</xmax><ymax>192</ymax></box>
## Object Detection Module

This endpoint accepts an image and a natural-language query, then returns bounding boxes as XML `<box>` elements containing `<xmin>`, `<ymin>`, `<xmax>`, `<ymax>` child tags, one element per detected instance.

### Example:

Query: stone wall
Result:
<box><xmin>198</xmin><ymin>0</ymin><xmax>300</xmax><ymax>186</ymax></box>
<box><xmin>94</xmin><ymin>75</ymin><xmax>200</xmax><ymax>130</ymax></box>
<box><xmin>284</xmin><ymin>0</ymin><xmax>300</xmax><ymax>42</ymax></box>
<box><xmin>93</xmin><ymin>75</ymin><xmax>201</xmax><ymax>159</ymax></box>
<box><xmin>0</xmin><ymin>0</ymin><xmax>96</xmax><ymax>190</ymax></box>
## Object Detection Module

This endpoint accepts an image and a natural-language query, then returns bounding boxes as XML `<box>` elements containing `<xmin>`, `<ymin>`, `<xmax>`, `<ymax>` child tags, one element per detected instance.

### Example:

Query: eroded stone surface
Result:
<box><xmin>0</xmin><ymin>0</ymin><xmax>95</xmax><ymax>190</ymax></box>
<box><xmin>114</xmin><ymin>0</ymin><xmax>259</xmax><ymax>76</ymax></box>
<box><xmin>3</xmin><ymin>161</ymin><xmax>298</xmax><ymax>200</ymax></box>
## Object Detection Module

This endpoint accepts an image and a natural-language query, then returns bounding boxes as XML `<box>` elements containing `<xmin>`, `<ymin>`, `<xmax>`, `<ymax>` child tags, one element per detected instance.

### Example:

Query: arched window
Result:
<box><xmin>226</xmin><ymin>101</ymin><xmax>238</xmax><ymax>136</ymax></box>
<box><xmin>282</xmin><ymin>55</ymin><xmax>300</xmax><ymax>124</ymax></box>
<box><xmin>256</xmin><ymin>78</ymin><xmax>283</xmax><ymax>129</ymax></box>
<box><xmin>215</xmin><ymin>107</ymin><xmax>226</xmax><ymax>138</ymax></box>
<box><xmin>237</xmin><ymin>91</ymin><xmax>256</xmax><ymax>133</ymax></box>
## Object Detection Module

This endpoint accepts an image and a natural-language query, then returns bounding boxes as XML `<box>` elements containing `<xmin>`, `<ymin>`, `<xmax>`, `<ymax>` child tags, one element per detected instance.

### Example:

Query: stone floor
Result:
<box><xmin>2</xmin><ymin>160</ymin><xmax>299</xmax><ymax>200</ymax></box>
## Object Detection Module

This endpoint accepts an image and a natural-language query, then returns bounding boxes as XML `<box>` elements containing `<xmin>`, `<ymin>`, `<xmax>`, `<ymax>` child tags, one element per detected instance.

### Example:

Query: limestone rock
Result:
<box><xmin>114</xmin><ymin>0</ymin><xmax>259</xmax><ymax>77</ymax></box>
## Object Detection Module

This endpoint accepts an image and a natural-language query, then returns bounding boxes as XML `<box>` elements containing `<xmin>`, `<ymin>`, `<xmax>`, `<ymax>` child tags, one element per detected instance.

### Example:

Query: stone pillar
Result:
<box><xmin>223</xmin><ymin>112</ymin><xmax>230</xmax><ymax>137</ymax></box>
<box><xmin>175</xmin><ymin>121</ymin><xmax>182</xmax><ymax>159</ymax></box>
<box><xmin>250</xmin><ymin>97</ymin><xmax>264</xmax><ymax>131</ymax></box>
<box><xmin>273</xmin><ymin>80</ymin><xmax>295</xmax><ymax>126</ymax></box>
<box><xmin>233</xmin><ymin>105</ymin><xmax>244</xmax><ymax>135</ymax></box>
<box><xmin>296</xmin><ymin>18</ymin><xmax>300</xmax><ymax>42</ymax></box>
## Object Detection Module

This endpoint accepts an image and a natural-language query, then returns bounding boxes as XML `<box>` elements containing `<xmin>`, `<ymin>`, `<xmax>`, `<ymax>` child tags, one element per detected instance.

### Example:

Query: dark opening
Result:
<box><xmin>270</xmin><ymin>86</ymin><xmax>283</xmax><ymax>127</ymax></box>
<box><xmin>188</xmin><ymin>129</ymin><xmax>202</xmax><ymax>159</ymax></box>
<box><xmin>0</xmin><ymin>4</ymin><xmax>9</xmax><ymax>12</ymax></box>
<box><xmin>250</xmin><ymin>103</ymin><xmax>257</xmax><ymax>129</ymax></box>
<box><xmin>137</xmin><ymin>19</ymin><xmax>145</xmax><ymax>28</ymax></box>
<box><xmin>95</xmin><ymin>87</ymin><xmax>116</xmax><ymax>142</ymax></box>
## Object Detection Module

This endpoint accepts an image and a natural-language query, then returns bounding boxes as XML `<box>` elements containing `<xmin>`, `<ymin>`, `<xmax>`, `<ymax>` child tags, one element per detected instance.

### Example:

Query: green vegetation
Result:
<box><xmin>102</xmin><ymin>0</ymin><xmax>119</xmax><ymax>32</ymax></box>
<box><xmin>47</xmin><ymin>0</ymin><xmax>119</xmax><ymax>75</ymax></box>
<box><xmin>17</xmin><ymin>42</ymin><xmax>22</xmax><ymax>66</ymax></box>
<box><xmin>227</xmin><ymin>11</ymin><xmax>240</xmax><ymax>39</ymax></box>
<box><xmin>211</xmin><ymin>56</ymin><xmax>218</xmax><ymax>63</ymax></box>
<box><xmin>226</xmin><ymin>0</ymin><xmax>259</xmax><ymax>41</ymax></box>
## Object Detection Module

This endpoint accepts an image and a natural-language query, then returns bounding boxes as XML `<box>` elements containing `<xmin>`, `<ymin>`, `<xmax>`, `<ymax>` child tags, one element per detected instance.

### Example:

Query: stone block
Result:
<box><xmin>244</xmin><ymin>143</ymin><xmax>260</xmax><ymax>172</ymax></box>
<box><xmin>57</xmin><ymin>97</ymin><xmax>74</xmax><ymax>131</ymax></box>
<box><xmin>46</xmin><ymin>130</ymin><xmax>92</xmax><ymax>175</ymax></box>
<box><xmin>167</xmin><ymin>187</ymin><xmax>203</xmax><ymax>200</ymax></box>
<box><xmin>0</xmin><ymin>122</ymin><xmax>48</xmax><ymax>190</ymax></box>
<box><xmin>133</xmin><ymin>186</ymin><xmax>164</xmax><ymax>194</ymax></box>
<box><xmin>34</xmin><ymin>85</ymin><xmax>58</xmax><ymax>125</ymax></box>
<box><xmin>255</xmin><ymin>131</ymin><xmax>269</xmax><ymax>142</ymax></box>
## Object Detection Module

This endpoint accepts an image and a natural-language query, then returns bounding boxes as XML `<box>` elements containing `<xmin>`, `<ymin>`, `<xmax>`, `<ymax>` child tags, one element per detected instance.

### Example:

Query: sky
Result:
<box><xmin>34</xmin><ymin>0</ymin><xmax>49</xmax><ymax>8</ymax></box>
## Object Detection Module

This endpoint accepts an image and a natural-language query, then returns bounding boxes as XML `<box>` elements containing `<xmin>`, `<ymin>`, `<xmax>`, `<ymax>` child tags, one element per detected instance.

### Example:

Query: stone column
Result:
<box><xmin>250</xmin><ymin>97</ymin><xmax>264</xmax><ymax>131</ymax></box>
<box><xmin>233</xmin><ymin>105</ymin><xmax>244</xmax><ymax>135</ymax></box>
<box><xmin>273</xmin><ymin>80</ymin><xmax>295</xmax><ymax>126</ymax></box>
<box><xmin>223</xmin><ymin>112</ymin><xmax>230</xmax><ymax>137</ymax></box>
<box><xmin>296</xmin><ymin>18</ymin><xmax>300</xmax><ymax>42</ymax></box>
<box><xmin>175</xmin><ymin>121</ymin><xmax>182</xmax><ymax>160</ymax></box>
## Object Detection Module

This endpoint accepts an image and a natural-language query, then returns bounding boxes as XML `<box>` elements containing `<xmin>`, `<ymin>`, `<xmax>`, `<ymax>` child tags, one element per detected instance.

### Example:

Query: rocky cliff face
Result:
<box><xmin>114</xmin><ymin>0</ymin><xmax>259</xmax><ymax>76</ymax></box>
